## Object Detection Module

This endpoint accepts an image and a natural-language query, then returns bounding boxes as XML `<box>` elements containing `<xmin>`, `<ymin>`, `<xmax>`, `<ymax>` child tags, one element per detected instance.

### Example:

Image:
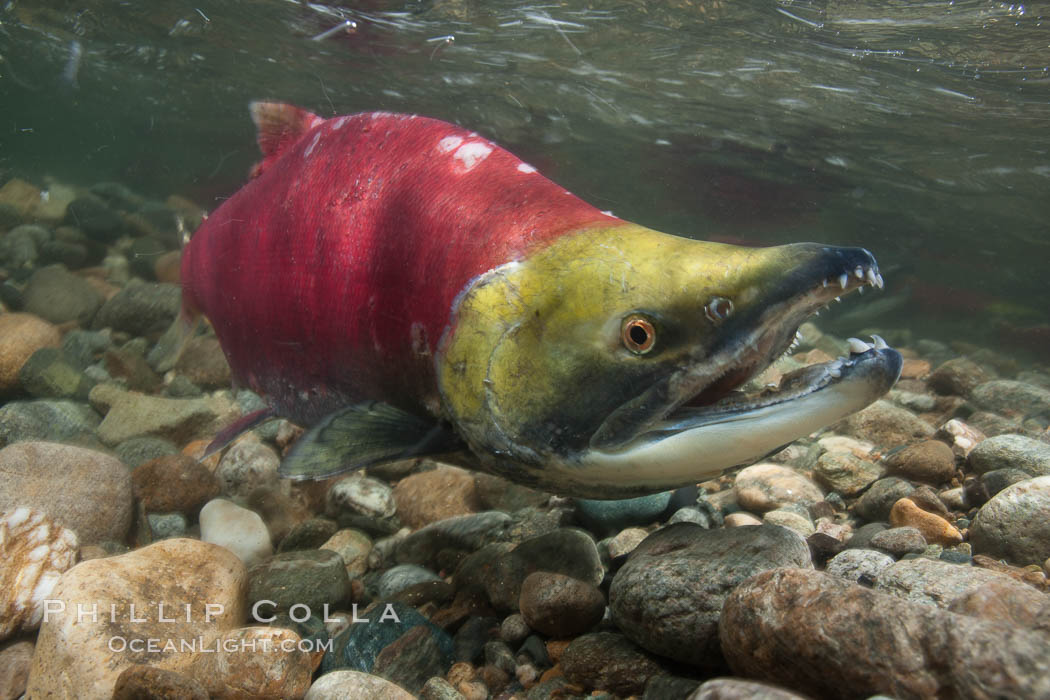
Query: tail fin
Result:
<box><xmin>249</xmin><ymin>102</ymin><xmax>325</xmax><ymax>178</ymax></box>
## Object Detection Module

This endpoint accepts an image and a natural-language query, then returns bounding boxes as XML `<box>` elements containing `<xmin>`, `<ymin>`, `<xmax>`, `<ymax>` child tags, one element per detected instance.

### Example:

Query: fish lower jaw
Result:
<box><xmin>559</xmin><ymin>344</ymin><xmax>902</xmax><ymax>499</ymax></box>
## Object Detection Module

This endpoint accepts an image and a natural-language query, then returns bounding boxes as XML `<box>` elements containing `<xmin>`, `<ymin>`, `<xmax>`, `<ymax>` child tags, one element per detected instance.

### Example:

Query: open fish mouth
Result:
<box><xmin>652</xmin><ymin>337</ymin><xmax>902</xmax><ymax>438</ymax></box>
<box><xmin>591</xmin><ymin>246</ymin><xmax>900</xmax><ymax>455</ymax></box>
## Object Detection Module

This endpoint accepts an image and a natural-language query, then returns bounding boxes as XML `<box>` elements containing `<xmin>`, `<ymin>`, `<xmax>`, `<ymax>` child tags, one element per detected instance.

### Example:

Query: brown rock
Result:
<box><xmin>560</xmin><ymin>632</ymin><xmax>666</xmax><ymax>696</ymax></box>
<box><xmin>0</xmin><ymin>641</ymin><xmax>34</xmax><ymax>700</ymax></box>
<box><xmin>836</xmin><ymin>400</ymin><xmax>935</xmax><ymax>447</ymax></box>
<box><xmin>885</xmin><ymin>440</ymin><xmax>957</xmax><ymax>485</ymax></box>
<box><xmin>888</xmin><ymin>498</ymin><xmax>962</xmax><ymax>546</ymax></box>
<box><xmin>0</xmin><ymin>508</ymin><xmax>78</xmax><ymax>642</ymax></box>
<box><xmin>112</xmin><ymin>665</ymin><xmax>208</xmax><ymax>700</ymax></box>
<box><xmin>0</xmin><ymin>313</ymin><xmax>61</xmax><ymax>393</ymax></box>
<box><xmin>0</xmin><ymin>441</ymin><xmax>133</xmax><ymax>544</ymax></box>
<box><xmin>174</xmin><ymin>336</ymin><xmax>232</xmax><ymax>389</ymax></box>
<box><xmin>947</xmin><ymin>578</ymin><xmax>1050</xmax><ymax>630</ymax></box>
<box><xmin>518</xmin><ymin>571</ymin><xmax>606</xmax><ymax>638</ymax></box>
<box><xmin>720</xmin><ymin>568</ymin><xmax>1050</xmax><ymax>700</ymax></box>
<box><xmin>132</xmin><ymin>455</ymin><xmax>221</xmax><ymax>517</ymax></box>
<box><xmin>900</xmin><ymin>358</ymin><xmax>931</xmax><ymax>380</ymax></box>
<box><xmin>25</xmin><ymin>539</ymin><xmax>246</xmax><ymax>699</ymax></box>
<box><xmin>185</xmin><ymin>627</ymin><xmax>312</xmax><ymax>700</ymax></box>
<box><xmin>105</xmin><ymin>347</ymin><xmax>162</xmax><ymax>392</ymax></box>
<box><xmin>393</xmin><ymin>466</ymin><xmax>482</xmax><ymax>529</ymax></box>
<box><xmin>928</xmin><ymin>357</ymin><xmax>990</xmax><ymax>397</ymax></box>
<box><xmin>972</xmin><ymin>554</ymin><xmax>1050</xmax><ymax>593</ymax></box>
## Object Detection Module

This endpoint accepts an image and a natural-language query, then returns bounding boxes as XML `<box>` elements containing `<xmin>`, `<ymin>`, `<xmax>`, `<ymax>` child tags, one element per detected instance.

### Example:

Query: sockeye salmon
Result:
<box><xmin>175</xmin><ymin>102</ymin><xmax>902</xmax><ymax>498</ymax></box>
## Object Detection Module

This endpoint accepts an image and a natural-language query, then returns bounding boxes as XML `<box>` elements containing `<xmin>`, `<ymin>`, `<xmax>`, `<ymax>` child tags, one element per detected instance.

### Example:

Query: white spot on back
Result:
<box><xmin>517</xmin><ymin>162</ymin><xmax>537</xmax><ymax>174</ymax></box>
<box><xmin>304</xmin><ymin>131</ymin><xmax>321</xmax><ymax>159</ymax></box>
<box><xmin>453</xmin><ymin>141</ymin><xmax>492</xmax><ymax>172</ymax></box>
<box><xmin>332</xmin><ymin>116</ymin><xmax>349</xmax><ymax>130</ymax></box>
<box><xmin>438</xmin><ymin>136</ymin><xmax>463</xmax><ymax>153</ymax></box>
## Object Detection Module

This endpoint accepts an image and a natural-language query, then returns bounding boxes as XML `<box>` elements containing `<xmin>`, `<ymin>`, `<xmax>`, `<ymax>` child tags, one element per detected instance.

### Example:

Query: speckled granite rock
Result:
<box><xmin>720</xmin><ymin>568</ymin><xmax>1050</xmax><ymax>700</ymax></box>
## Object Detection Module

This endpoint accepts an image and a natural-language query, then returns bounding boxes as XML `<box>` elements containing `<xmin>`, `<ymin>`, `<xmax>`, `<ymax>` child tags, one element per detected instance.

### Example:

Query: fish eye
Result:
<box><xmin>622</xmin><ymin>315</ymin><xmax>656</xmax><ymax>354</ymax></box>
<box><xmin>705</xmin><ymin>297</ymin><xmax>733</xmax><ymax>324</ymax></box>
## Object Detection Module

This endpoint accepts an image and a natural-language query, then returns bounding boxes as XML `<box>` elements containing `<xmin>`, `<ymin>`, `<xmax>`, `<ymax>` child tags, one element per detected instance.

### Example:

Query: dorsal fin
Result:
<box><xmin>248</xmin><ymin>101</ymin><xmax>325</xmax><ymax>177</ymax></box>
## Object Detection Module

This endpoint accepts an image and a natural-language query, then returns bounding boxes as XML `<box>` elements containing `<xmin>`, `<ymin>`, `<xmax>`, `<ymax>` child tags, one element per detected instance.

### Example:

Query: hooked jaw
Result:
<box><xmin>577</xmin><ymin>244</ymin><xmax>903</xmax><ymax>497</ymax></box>
<box><xmin>591</xmin><ymin>244</ymin><xmax>889</xmax><ymax>451</ymax></box>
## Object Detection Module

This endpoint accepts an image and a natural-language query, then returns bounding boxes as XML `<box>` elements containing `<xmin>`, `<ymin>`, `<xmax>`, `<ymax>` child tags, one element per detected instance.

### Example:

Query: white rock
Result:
<box><xmin>25</xmin><ymin>538</ymin><xmax>245</xmax><ymax>699</ymax></box>
<box><xmin>818</xmin><ymin>434</ymin><xmax>875</xmax><ymax>456</ymax></box>
<box><xmin>327</xmin><ymin>475</ymin><xmax>396</xmax><ymax>519</ymax></box>
<box><xmin>305</xmin><ymin>670</ymin><xmax>415</xmax><ymax>700</ymax></box>
<box><xmin>0</xmin><ymin>508</ymin><xmax>78</xmax><ymax>641</ymax></box>
<box><xmin>200</xmin><ymin>498</ymin><xmax>273</xmax><ymax>567</ymax></box>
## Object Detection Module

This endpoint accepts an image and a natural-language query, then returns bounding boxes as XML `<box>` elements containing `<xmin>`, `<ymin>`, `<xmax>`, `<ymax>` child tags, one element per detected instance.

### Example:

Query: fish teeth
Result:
<box><xmin>871</xmin><ymin>334</ymin><xmax>889</xmax><ymax>350</ymax></box>
<box><xmin>875</xmin><ymin>273</ymin><xmax>884</xmax><ymax>289</ymax></box>
<box><xmin>854</xmin><ymin>266</ymin><xmax>864</xmax><ymax>279</ymax></box>
<box><xmin>834</xmin><ymin>296</ymin><xmax>842</xmax><ymax>303</ymax></box>
<box><xmin>847</xmin><ymin>337</ymin><xmax>872</xmax><ymax>354</ymax></box>
<box><xmin>828</xmin><ymin>365</ymin><xmax>842</xmax><ymax>379</ymax></box>
<box><xmin>822</xmin><ymin>278</ymin><xmax>828</xmax><ymax>288</ymax></box>
<box><xmin>866</xmin><ymin>268</ymin><xmax>878</xmax><ymax>287</ymax></box>
<box><xmin>838</xmin><ymin>273</ymin><xmax>848</xmax><ymax>289</ymax></box>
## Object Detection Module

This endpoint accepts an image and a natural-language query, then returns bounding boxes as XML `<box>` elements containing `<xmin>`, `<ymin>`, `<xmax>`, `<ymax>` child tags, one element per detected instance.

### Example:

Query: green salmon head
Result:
<box><xmin>437</xmin><ymin>224</ymin><xmax>901</xmax><ymax>498</ymax></box>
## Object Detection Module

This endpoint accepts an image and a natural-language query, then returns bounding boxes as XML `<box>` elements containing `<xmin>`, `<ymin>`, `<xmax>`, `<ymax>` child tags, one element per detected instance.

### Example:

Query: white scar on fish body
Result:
<box><xmin>517</xmin><ymin>163</ymin><xmax>537</xmax><ymax>173</ymax></box>
<box><xmin>454</xmin><ymin>142</ymin><xmax>493</xmax><ymax>172</ymax></box>
<box><xmin>304</xmin><ymin>132</ymin><xmax>322</xmax><ymax>158</ymax></box>
<box><xmin>331</xmin><ymin>116</ymin><xmax>349</xmax><ymax>130</ymax></box>
<box><xmin>437</xmin><ymin>136</ymin><xmax>463</xmax><ymax>153</ymax></box>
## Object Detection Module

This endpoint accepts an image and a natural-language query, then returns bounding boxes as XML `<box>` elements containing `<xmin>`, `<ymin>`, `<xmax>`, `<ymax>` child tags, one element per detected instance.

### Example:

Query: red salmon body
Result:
<box><xmin>180</xmin><ymin>103</ymin><xmax>619</xmax><ymax>423</ymax></box>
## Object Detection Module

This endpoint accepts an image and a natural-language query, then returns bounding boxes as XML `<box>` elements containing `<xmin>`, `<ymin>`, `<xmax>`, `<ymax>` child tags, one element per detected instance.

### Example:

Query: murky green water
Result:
<box><xmin>2</xmin><ymin>0</ymin><xmax>1049</xmax><ymax>348</ymax></box>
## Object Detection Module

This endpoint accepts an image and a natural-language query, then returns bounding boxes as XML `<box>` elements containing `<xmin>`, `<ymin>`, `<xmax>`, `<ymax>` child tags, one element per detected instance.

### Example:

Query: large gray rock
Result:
<box><xmin>970</xmin><ymin>475</ymin><xmax>1050</xmax><ymax>566</ymax></box>
<box><xmin>22</xmin><ymin>265</ymin><xmax>103</xmax><ymax>326</ymax></box>
<box><xmin>0</xmin><ymin>399</ymin><xmax>101</xmax><ymax>448</ymax></box>
<box><xmin>971</xmin><ymin>380</ymin><xmax>1050</xmax><ymax>419</ymax></box>
<box><xmin>874</xmin><ymin>557</ymin><xmax>1040</xmax><ymax>609</ymax></box>
<box><xmin>721</xmin><ymin>568</ymin><xmax>1050</xmax><ymax>700</ymax></box>
<box><xmin>93</xmin><ymin>280</ymin><xmax>180</xmax><ymax>336</ymax></box>
<box><xmin>967</xmin><ymin>434</ymin><xmax>1050</xmax><ymax>477</ymax></box>
<box><xmin>609</xmin><ymin>523</ymin><xmax>811</xmax><ymax>668</ymax></box>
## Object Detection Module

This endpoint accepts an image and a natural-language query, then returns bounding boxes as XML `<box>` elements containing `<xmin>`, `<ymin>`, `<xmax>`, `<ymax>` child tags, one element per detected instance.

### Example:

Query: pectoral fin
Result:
<box><xmin>279</xmin><ymin>402</ymin><xmax>463</xmax><ymax>480</ymax></box>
